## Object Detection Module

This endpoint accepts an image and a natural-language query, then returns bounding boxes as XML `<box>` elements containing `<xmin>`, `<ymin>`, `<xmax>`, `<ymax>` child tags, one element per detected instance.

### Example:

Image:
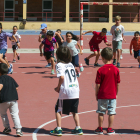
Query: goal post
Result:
<box><xmin>80</xmin><ymin>2</ymin><xmax>140</xmax><ymax>51</ymax></box>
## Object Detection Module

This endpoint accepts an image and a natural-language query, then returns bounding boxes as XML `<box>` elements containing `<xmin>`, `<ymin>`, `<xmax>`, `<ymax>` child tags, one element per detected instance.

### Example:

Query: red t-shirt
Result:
<box><xmin>95</xmin><ymin>64</ymin><xmax>120</xmax><ymax>99</ymax></box>
<box><xmin>89</xmin><ymin>31</ymin><xmax>107</xmax><ymax>46</ymax></box>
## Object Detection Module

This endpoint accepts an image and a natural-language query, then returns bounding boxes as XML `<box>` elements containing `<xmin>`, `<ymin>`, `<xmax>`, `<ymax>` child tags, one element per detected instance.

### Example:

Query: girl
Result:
<box><xmin>9</xmin><ymin>26</ymin><xmax>21</xmax><ymax>63</ymax></box>
<box><xmin>50</xmin><ymin>47</ymin><xmax>83</xmax><ymax>136</ymax></box>
<box><xmin>62</xmin><ymin>32</ymin><xmax>84</xmax><ymax>77</ymax></box>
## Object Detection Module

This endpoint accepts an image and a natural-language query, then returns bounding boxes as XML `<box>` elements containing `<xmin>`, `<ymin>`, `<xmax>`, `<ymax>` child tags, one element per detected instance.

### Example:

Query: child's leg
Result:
<box><xmin>0</xmin><ymin>102</ymin><xmax>10</xmax><ymax>128</ymax></box>
<box><xmin>86</xmin><ymin>52</ymin><xmax>97</xmax><ymax>60</ymax></box>
<box><xmin>108</xmin><ymin>115</ymin><xmax>114</xmax><ymax>128</ymax></box>
<box><xmin>9</xmin><ymin>100</ymin><xmax>22</xmax><ymax>129</ymax></box>
<box><xmin>95</xmin><ymin>51</ymin><xmax>100</xmax><ymax>64</ymax></box>
<box><xmin>98</xmin><ymin>113</ymin><xmax>104</xmax><ymax>127</ymax></box>
<box><xmin>138</xmin><ymin>56</ymin><xmax>140</xmax><ymax>64</ymax></box>
<box><xmin>72</xmin><ymin>113</ymin><xmax>80</xmax><ymax>127</ymax></box>
<box><xmin>50</xmin><ymin>57</ymin><xmax>55</xmax><ymax>70</ymax></box>
<box><xmin>55</xmin><ymin>112</ymin><xmax>61</xmax><ymax>127</ymax></box>
<box><xmin>13</xmin><ymin>50</ymin><xmax>16</xmax><ymax>60</ymax></box>
<box><xmin>0</xmin><ymin>54</ymin><xmax>10</xmax><ymax>68</ymax></box>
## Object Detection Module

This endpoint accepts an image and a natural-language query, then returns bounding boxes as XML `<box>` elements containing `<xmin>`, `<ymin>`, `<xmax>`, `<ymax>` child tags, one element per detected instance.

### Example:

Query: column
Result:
<box><xmin>66</xmin><ymin>0</ymin><xmax>70</xmax><ymax>23</ymax></box>
<box><xmin>109</xmin><ymin>0</ymin><xmax>113</xmax><ymax>23</ymax></box>
<box><xmin>139</xmin><ymin>0</ymin><xmax>140</xmax><ymax>22</ymax></box>
<box><xmin>23</xmin><ymin>0</ymin><xmax>27</xmax><ymax>24</ymax></box>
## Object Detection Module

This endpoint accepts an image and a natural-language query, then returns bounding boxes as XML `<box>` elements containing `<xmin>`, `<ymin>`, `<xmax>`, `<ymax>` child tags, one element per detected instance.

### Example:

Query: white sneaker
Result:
<box><xmin>120</xmin><ymin>55</ymin><xmax>123</xmax><ymax>60</ymax></box>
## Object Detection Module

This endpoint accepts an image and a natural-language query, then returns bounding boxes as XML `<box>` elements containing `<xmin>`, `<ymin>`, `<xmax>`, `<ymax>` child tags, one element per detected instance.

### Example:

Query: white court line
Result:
<box><xmin>130</xmin><ymin>72</ymin><xmax>135</xmax><ymax>73</ymax></box>
<box><xmin>120</xmin><ymin>72</ymin><xmax>125</xmax><ymax>73</ymax></box>
<box><xmin>32</xmin><ymin>104</ymin><xmax>140</xmax><ymax>140</ymax></box>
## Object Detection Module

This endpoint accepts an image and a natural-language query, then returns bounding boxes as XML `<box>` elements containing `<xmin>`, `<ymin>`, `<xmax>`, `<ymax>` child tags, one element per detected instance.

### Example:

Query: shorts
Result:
<box><xmin>72</xmin><ymin>54</ymin><xmax>79</xmax><ymax>67</ymax></box>
<box><xmin>44</xmin><ymin>51</ymin><xmax>54</xmax><ymax>60</ymax></box>
<box><xmin>112</xmin><ymin>41</ymin><xmax>122</xmax><ymax>53</ymax></box>
<box><xmin>0</xmin><ymin>49</ymin><xmax>7</xmax><ymax>58</ymax></box>
<box><xmin>12</xmin><ymin>45</ymin><xmax>18</xmax><ymax>51</ymax></box>
<box><xmin>55</xmin><ymin>99</ymin><xmax>79</xmax><ymax>115</ymax></box>
<box><xmin>96</xmin><ymin>99</ymin><xmax>116</xmax><ymax>115</ymax></box>
<box><xmin>89</xmin><ymin>44</ymin><xmax>100</xmax><ymax>52</ymax></box>
<box><xmin>134</xmin><ymin>50</ymin><xmax>140</xmax><ymax>59</ymax></box>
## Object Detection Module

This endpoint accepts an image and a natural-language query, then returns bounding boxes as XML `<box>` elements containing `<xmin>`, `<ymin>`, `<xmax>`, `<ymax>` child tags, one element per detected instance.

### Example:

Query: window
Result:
<box><xmin>4</xmin><ymin>0</ymin><xmax>15</xmax><ymax>21</ymax></box>
<box><xmin>42</xmin><ymin>0</ymin><xmax>53</xmax><ymax>21</ymax></box>
<box><xmin>79</xmin><ymin>0</ymin><xmax>89</xmax><ymax>22</ymax></box>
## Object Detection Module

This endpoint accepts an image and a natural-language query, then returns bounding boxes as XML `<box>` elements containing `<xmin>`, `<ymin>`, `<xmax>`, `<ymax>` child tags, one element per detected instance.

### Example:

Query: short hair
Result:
<box><xmin>134</xmin><ymin>31</ymin><xmax>139</xmax><ymax>36</ymax></box>
<box><xmin>56</xmin><ymin>47</ymin><xmax>72</xmax><ymax>63</ymax></box>
<box><xmin>115</xmin><ymin>15</ymin><xmax>121</xmax><ymax>21</ymax></box>
<box><xmin>101</xmin><ymin>47</ymin><xmax>113</xmax><ymax>61</ymax></box>
<box><xmin>0</xmin><ymin>63</ymin><xmax>8</xmax><ymax>75</ymax></box>
<box><xmin>102</xmin><ymin>28</ymin><xmax>107</xmax><ymax>33</ymax></box>
<box><xmin>13</xmin><ymin>25</ymin><xmax>18</xmax><ymax>29</ymax></box>
<box><xmin>47</xmin><ymin>31</ymin><xmax>54</xmax><ymax>36</ymax></box>
<box><xmin>0</xmin><ymin>23</ymin><xmax>2</xmax><ymax>29</ymax></box>
<box><xmin>56</xmin><ymin>29</ymin><xmax>61</xmax><ymax>32</ymax></box>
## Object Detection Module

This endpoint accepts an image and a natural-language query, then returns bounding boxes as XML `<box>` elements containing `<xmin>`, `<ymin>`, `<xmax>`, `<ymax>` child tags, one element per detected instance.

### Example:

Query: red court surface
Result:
<box><xmin>7</xmin><ymin>35</ymin><xmax>132</xmax><ymax>49</ymax></box>
<box><xmin>0</xmin><ymin>53</ymin><xmax>140</xmax><ymax>140</ymax></box>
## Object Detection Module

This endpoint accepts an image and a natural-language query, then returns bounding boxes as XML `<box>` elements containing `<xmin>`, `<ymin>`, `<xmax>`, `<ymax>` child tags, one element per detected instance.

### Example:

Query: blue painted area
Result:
<box><xmin>3</xmin><ymin>30</ymin><xmax>135</xmax><ymax>36</ymax></box>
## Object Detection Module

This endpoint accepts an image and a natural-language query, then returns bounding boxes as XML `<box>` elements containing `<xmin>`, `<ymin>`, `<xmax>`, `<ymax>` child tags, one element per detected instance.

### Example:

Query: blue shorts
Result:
<box><xmin>0</xmin><ymin>49</ymin><xmax>7</xmax><ymax>58</ymax></box>
<box><xmin>96</xmin><ymin>99</ymin><xmax>116</xmax><ymax>115</ymax></box>
<box><xmin>72</xmin><ymin>54</ymin><xmax>79</xmax><ymax>67</ymax></box>
<box><xmin>134</xmin><ymin>50</ymin><xmax>140</xmax><ymax>59</ymax></box>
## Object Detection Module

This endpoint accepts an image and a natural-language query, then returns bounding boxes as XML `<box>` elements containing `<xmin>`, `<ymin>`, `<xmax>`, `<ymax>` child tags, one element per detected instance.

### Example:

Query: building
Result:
<box><xmin>0</xmin><ymin>0</ymin><xmax>140</xmax><ymax>30</ymax></box>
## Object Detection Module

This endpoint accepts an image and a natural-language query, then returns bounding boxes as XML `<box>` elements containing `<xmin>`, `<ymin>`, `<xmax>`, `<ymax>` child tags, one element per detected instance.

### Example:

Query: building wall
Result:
<box><xmin>0</xmin><ymin>0</ymin><xmax>4</xmax><ymax>21</ymax></box>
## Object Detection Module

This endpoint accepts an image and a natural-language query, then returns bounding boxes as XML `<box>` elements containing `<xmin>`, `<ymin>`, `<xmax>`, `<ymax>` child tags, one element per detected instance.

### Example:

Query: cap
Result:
<box><xmin>40</xmin><ymin>23</ymin><xmax>47</xmax><ymax>29</ymax></box>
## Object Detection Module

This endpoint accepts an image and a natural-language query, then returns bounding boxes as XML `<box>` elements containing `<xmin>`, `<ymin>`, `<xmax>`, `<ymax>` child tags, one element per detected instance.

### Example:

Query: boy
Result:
<box><xmin>130</xmin><ymin>31</ymin><xmax>140</xmax><ymax>68</ymax></box>
<box><xmin>0</xmin><ymin>23</ymin><xmax>19</xmax><ymax>73</ymax></box>
<box><xmin>38</xmin><ymin>23</ymin><xmax>47</xmax><ymax>42</ymax></box>
<box><xmin>39</xmin><ymin>31</ymin><xmax>58</xmax><ymax>74</ymax></box>
<box><xmin>110</xmin><ymin>15</ymin><xmax>126</xmax><ymax>67</ymax></box>
<box><xmin>82</xmin><ymin>28</ymin><xmax>111</xmax><ymax>66</ymax></box>
<box><xmin>95</xmin><ymin>47</ymin><xmax>120</xmax><ymax>135</ymax></box>
<box><xmin>0</xmin><ymin>63</ymin><xmax>22</xmax><ymax>136</ymax></box>
<box><xmin>55</xmin><ymin>29</ymin><xmax>64</xmax><ymax>47</ymax></box>
<box><xmin>50</xmin><ymin>47</ymin><xmax>83</xmax><ymax>136</ymax></box>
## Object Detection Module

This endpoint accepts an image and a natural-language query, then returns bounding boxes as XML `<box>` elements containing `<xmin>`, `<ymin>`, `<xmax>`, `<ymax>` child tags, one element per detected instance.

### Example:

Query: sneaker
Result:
<box><xmin>80</xmin><ymin>65</ymin><xmax>84</xmax><ymax>72</ymax></box>
<box><xmin>12</xmin><ymin>59</ymin><xmax>16</xmax><ymax>63</ymax></box>
<box><xmin>94</xmin><ymin>127</ymin><xmax>103</xmax><ymax>135</ymax></box>
<box><xmin>113</xmin><ymin>59</ymin><xmax>116</xmax><ymax>65</ymax></box>
<box><xmin>17</xmin><ymin>53</ymin><xmax>20</xmax><ymax>60</ymax></box>
<box><xmin>51</xmin><ymin>69</ymin><xmax>55</xmax><ymax>75</ymax></box>
<box><xmin>107</xmin><ymin>128</ymin><xmax>115</xmax><ymax>135</ymax></box>
<box><xmin>117</xmin><ymin>62</ymin><xmax>120</xmax><ymax>67</ymax></box>
<box><xmin>71</xmin><ymin>128</ymin><xmax>83</xmax><ymax>135</ymax></box>
<box><xmin>45</xmin><ymin>63</ymin><xmax>51</xmax><ymax>68</ymax></box>
<box><xmin>77</xmin><ymin>72</ymin><xmax>81</xmax><ymax>77</ymax></box>
<box><xmin>84</xmin><ymin>58</ymin><xmax>89</xmax><ymax>65</ymax></box>
<box><xmin>8</xmin><ymin>67</ymin><xmax>13</xmax><ymax>74</ymax></box>
<box><xmin>3</xmin><ymin>127</ymin><xmax>11</xmax><ymax>134</ymax></box>
<box><xmin>16</xmin><ymin>129</ymin><xmax>23</xmax><ymax>137</ymax></box>
<box><xmin>120</xmin><ymin>55</ymin><xmax>123</xmax><ymax>60</ymax></box>
<box><xmin>94</xmin><ymin>63</ymin><xmax>101</xmax><ymax>67</ymax></box>
<box><xmin>50</xmin><ymin>128</ymin><xmax>62</xmax><ymax>136</ymax></box>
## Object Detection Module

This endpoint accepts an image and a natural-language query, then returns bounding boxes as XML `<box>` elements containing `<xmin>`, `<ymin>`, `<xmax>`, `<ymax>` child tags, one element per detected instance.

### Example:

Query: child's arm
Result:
<box><xmin>39</xmin><ymin>43</ymin><xmax>44</xmax><ymax>56</ymax></box>
<box><xmin>95</xmin><ymin>84</ymin><xmax>100</xmax><ymax>101</ymax></box>
<box><xmin>56</xmin><ymin>42</ymin><xmax>59</xmax><ymax>49</ymax></box>
<box><xmin>0</xmin><ymin>84</ymin><xmax>3</xmax><ymax>91</ymax></box>
<box><xmin>16</xmin><ymin>88</ymin><xmax>18</xmax><ymax>91</ymax></box>
<box><xmin>77</xmin><ymin>42</ymin><xmax>83</xmax><ymax>55</ymax></box>
<box><xmin>122</xmin><ymin>34</ymin><xmax>126</xmax><ymax>43</ymax></box>
<box><xmin>116</xmin><ymin>84</ymin><xmax>119</xmax><ymax>99</ymax></box>
<box><xmin>82</xmin><ymin>30</ymin><xmax>93</xmax><ymax>35</ymax></box>
<box><xmin>55</xmin><ymin>32</ymin><xmax>64</xmax><ymax>43</ymax></box>
<box><xmin>38</xmin><ymin>34</ymin><xmax>42</xmax><ymax>42</ymax></box>
<box><xmin>130</xmin><ymin>40</ymin><xmax>133</xmax><ymax>55</ymax></box>
<box><xmin>105</xmin><ymin>42</ymin><xmax>111</xmax><ymax>46</ymax></box>
<box><xmin>55</xmin><ymin>76</ymin><xmax>64</xmax><ymax>93</ymax></box>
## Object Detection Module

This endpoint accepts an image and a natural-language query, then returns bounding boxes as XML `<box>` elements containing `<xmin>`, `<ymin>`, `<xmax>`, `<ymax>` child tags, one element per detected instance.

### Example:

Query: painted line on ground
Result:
<box><xmin>130</xmin><ymin>72</ymin><xmax>135</xmax><ymax>73</ymax></box>
<box><xmin>32</xmin><ymin>104</ymin><xmax>140</xmax><ymax>140</ymax></box>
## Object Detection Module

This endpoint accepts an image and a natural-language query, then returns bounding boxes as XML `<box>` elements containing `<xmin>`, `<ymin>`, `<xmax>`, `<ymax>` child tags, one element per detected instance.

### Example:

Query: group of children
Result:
<box><xmin>0</xmin><ymin>15</ymin><xmax>140</xmax><ymax>137</ymax></box>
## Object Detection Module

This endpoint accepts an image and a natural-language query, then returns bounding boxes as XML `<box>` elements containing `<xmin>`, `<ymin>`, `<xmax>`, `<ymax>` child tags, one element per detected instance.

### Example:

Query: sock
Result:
<box><xmin>57</xmin><ymin>127</ymin><xmax>61</xmax><ymax>130</ymax></box>
<box><xmin>98</xmin><ymin>127</ymin><xmax>102</xmax><ymax>130</ymax></box>
<box><xmin>16</xmin><ymin>129</ymin><xmax>21</xmax><ymax>132</ymax></box>
<box><xmin>76</xmin><ymin>126</ymin><xmax>81</xmax><ymax>130</ymax></box>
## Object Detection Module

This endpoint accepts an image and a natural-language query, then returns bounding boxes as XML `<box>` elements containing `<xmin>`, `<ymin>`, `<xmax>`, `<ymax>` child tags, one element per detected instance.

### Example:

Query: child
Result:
<box><xmin>50</xmin><ymin>47</ymin><xmax>83</xmax><ymax>136</ymax></box>
<box><xmin>38</xmin><ymin>23</ymin><xmax>47</xmax><ymax>42</ymax></box>
<box><xmin>95</xmin><ymin>47</ymin><xmax>120</xmax><ymax>135</ymax></box>
<box><xmin>82</xmin><ymin>28</ymin><xmax>111</xmax><ymax>66</ymax></box>
<box><xmin>55</xmin><ymin>29</ymin><xmax>64</xmax><ymax>47</ymax></box>
<box><xmin>62</xmin><ymin>32</ymin><xmax>84</xmax><ymax>77</ymax></box>
<box><xmin>0</xmin><ymin>23</ymin><xmax>19</xmax><ymax>74</ymax></box>
<box><xmin>110</xmin><ymin>15</ymin><xmax>126</xmax><ymax>67</ymax></box>
<box><xmin>39</xmin><ymin>31</ymin><xmax>58</xmax><ymax>74</ymax></box>
<box><xmin>130</xmin><ymin>31</ymin><xmax>140</xmax><ymax>68</ymax></box>
<box><xmin>9</xmin><ymin>26</ymin><xmax>21</xmax><ymax>63</ymax></box>
<box><xmin>0</xmin><ymin>63</ymin><xmax>22</xmax><ymax>136</ymax></box>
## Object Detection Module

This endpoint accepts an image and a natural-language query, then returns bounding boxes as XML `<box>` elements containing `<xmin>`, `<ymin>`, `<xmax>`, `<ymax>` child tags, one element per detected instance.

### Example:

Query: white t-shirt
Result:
<box><xmin>40</xmin><ymin>31</ymin><xmax>47</xmax><ymax>39</ymax></box>
<box><xmin>56</xmin><ymin>62</ymin><xmax>79</xmax><ymax>99</ymax></box>
<box><xmin>110</xmin><ymin>25</ymin><xmax>125</xmax><ymax>41</ymax></box>
<box><xmin>62</xmin><ymin>40</ymin><xmax>78</xmax><ymax>56</ymax></box>
<box><xmin>10</xmin><ymin>32</ymin><xmax>21</xmax><ymax>45</ymax></box>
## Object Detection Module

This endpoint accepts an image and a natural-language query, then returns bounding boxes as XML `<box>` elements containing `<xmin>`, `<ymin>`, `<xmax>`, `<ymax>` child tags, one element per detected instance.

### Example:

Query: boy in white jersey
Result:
<box><xmin>9</xmin><ymin>26</ymin><xmax>21</xmax><ymax>63</ymax></box>
<box><xmin>50</xmin><ymin>47</ymin><xmax>83</xmax><ymax>136</ymax></box>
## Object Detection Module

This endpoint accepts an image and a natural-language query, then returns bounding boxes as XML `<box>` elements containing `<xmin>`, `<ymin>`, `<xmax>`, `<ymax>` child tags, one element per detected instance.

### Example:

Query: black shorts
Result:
<box><xmin>55</xmin><ymin>99</ymin><xmax>79</xmax><ymax>115</ymax></box>
<box><xmin>134</xmin><ymin>50</ymin><xmax>140</xmax><ymax>59</ymax></box>
<box><xmin>72</xmin><ymin>54</ymin><xmax>79</xmax><ymax>67</ymax></box>
<box><xmin>44</xmin><ymin>51</ymin><xmax>54</xmax><ymax>60</ymax></box>
<box><xmin>12</xmin><ymin>45</ymin><xmax>18</xmax><ymax>51</ymax></box>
